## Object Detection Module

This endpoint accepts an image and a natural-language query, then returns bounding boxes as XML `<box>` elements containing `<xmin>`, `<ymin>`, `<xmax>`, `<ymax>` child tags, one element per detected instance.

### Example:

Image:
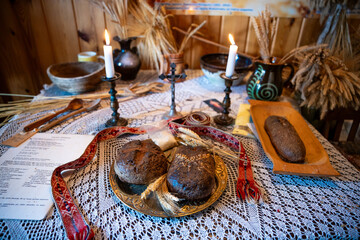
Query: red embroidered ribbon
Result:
<box><xmin>168</xmin><ymin>117</ymin><xmax>262</xmax><ymax>204</ymax></box>
<box><xmin>237</xmin><ymin>144</ymin><xmax>262</xmax><ymax>203</ymax></box>
<box><xmin>51</xmin><ymin>127</ymin><xmax>146</xmax><ymax>240</ymax></box>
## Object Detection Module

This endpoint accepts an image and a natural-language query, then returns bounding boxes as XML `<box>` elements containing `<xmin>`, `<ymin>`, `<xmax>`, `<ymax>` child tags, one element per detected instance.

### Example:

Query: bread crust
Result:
<box><xmin>115</xmin><ymin>139</ymin><xmax>167</xmax><ymax>185</ymax></box>
<box><xmin>264</xmin><ymin>115</ymin><xmax>306</xmax><ymax>163</ymax></box>
<box><xmin>166</xmin><ymin>145</ymin><xmax>216</xmax><ymax>200</ymax></box>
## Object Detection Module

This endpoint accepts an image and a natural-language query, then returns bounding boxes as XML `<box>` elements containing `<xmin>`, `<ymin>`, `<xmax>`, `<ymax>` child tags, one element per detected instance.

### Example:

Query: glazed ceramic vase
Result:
<box><xmin>113</xmin><ymin>36</ymin><xmax>141</xmax><ymax>80</ymax></box>
<box><xmin>246</xmin><ymin>59</ymin><xmax>294</xmax><ymax>101</ymax></box>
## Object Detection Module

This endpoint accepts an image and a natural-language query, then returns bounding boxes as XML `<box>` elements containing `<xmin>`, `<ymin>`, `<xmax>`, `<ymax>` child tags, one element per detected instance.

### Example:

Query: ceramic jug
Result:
<box><xmin>113</xmin><ymin>36</ymin><xmax>141</xmax><ymax>80</ymax></box>
<box><xmin>246</xmin><ymin>59</ymin><xmax>294</xmax><ymax>101</ymax></box>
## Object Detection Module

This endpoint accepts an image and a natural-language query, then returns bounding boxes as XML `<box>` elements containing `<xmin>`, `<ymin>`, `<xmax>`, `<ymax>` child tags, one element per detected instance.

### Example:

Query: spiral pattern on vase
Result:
<box><xmin>247</xmin><ymin>73</ymin><xmax>279</xmax><ymax>101</ymax></box>
<box><xmin>255</xmin><ymin>83</ymin><xmax>278</xmax><ymax>100</ymax></box>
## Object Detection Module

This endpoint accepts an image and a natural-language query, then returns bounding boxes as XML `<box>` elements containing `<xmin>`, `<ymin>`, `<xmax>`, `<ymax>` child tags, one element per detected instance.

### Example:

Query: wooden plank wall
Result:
<box><xmin>0</xmin><ymin>0</ymin><xmax>359</xmax><ymax>102</ymax></box>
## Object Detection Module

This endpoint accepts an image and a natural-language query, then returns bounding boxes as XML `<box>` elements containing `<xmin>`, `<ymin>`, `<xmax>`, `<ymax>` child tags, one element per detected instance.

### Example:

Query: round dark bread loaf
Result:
<box><xmin>114</xmin><ymin>139</ymin><xmax>167</xmax><ymax>185</ymax></box>
<box><xmin>166</xmin><ymin>145</ymin><xmax>216</xmax><ymax>200</ymax></box>
<box><xmin>264</xmin><ymin>115</ymin><xmax>306</xmax><ymax>163</ymax></box>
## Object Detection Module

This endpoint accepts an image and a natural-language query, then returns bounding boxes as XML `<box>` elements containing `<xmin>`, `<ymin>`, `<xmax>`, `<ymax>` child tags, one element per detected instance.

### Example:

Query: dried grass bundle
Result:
<box><xmin>91</xmin><ymin>0</ymin><xmax>177</xmax><ymax>64</ymax></box>
<box><xmin>280</xmin><ymin>44</ymin><xmax>328</xmax><ymax>64</ymax></box>
<box><xmin>0</xmin><ymin>82</ymin><xmax>169</xmax><ymax>126</ymax></box>
<box><xmin>250</xmin><ymin>6</ymin><xmax>278</xmax><ymax>63</ymax></box>
<box><xmin>317</xmin><ymin>4</ymin><xmax>352</xmax><ymax>62</ymax></box>
<box><xmin>308</xmin><ymin>1</ymin><xmax>360</xmax><ymax>63</ymax></box>
<box><xmin>91</xmin><ymin>1</ymin><xmax>205</xmax><ymax>71</ymax></box>
<box><xmin>308</xmin><ymin>0</ymin><xmax>359</xmax><ymax>23</ymax></box>
<box><xmin>92</xmin><ymin>0</ymin><xmax>204</xmax><ymax>71</ymax></box>
<box><xmin>128</xmin><ymin>0</ymin><xmax>177</xmax><ymax>71</ymax></box>
<box><xmin>283</xmin><ymin>45</ymin><xmax>360</xmax><ymax>119</ymax></box>
<box><xmin>346</xmin><ymin>16</ymin><xmax>360</xmax><ymax>73</ymax></box>
<box><xmin>91</xmin><ymin>0</ymin><xmax>129</xmax><ymax>39</ymax></box>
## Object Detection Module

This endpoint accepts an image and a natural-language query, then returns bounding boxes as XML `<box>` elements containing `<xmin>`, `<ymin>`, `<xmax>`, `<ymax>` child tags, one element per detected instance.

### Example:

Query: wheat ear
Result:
<box><xmin>156</xmin><ymin>181</ymin><xmax>181</xmax><ymax>216</ymax></box>
<box><xmin>141</xmin><ymin>174</ymin><xmax>167</xmax><ymax>200</ymax></box>
<box><xmin>178</xmin><ymin>127</ymin><xmax>202</xmax><ymax>140</ymax></box>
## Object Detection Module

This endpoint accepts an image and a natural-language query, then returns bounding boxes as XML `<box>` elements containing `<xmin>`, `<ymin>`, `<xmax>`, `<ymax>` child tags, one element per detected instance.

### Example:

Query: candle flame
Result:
<box><xmin>105</xmin><ymin>29</ymin><xmax>110</xmax><ymax>45</ymax></box>
<box><xmin>228</xmin><ymin>34</ymin><xmax>235</xmax><ymax>45</ymax></box>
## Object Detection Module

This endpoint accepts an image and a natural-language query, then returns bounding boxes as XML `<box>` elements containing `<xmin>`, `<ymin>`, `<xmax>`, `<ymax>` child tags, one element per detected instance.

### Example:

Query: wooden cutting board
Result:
<box><xmin>249</xmin><ymin>100</ymin><xmax>340</xmax><ymax>177</ymax></box>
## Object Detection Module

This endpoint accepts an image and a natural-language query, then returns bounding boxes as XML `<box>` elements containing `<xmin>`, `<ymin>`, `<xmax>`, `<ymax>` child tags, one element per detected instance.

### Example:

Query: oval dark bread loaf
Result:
<box><xmin>166</xmin><ymin>145</ymin><xmax>216</xmax><ymax>200</ymax></box>
<box><xmin>114</xmin><ymin>139</ymin><xmax>167</xmax><ymax>185</ymax></box>
<box><xmin>264</xmin><ymin>115</ymin><xmax>306</xmax><ymax>163</ymax></box>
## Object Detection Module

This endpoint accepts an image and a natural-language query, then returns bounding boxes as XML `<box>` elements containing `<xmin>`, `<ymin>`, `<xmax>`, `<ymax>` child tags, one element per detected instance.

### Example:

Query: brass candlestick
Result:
<box><xmin>159</xmin><ymin>63</ymin><xmax>187</xmax><ymax>119</ymax></box>
<box><xmin>214</xmin><ymin>72</ymin><xmax>239</xmax><ymax>126</ymax></box>
<box><xmin>102</xmin><ymin>73</ymin><xmax>128</xmax><ymax>127</ymax></box>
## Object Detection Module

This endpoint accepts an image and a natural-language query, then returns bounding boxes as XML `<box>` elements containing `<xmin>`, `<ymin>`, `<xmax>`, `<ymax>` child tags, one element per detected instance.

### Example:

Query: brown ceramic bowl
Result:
<box><xmin>200</xmin><ymin>53</ymin><xmax>253</xmax><ymax>86</ymax></box>
<box><xmin>47</xmin><ymin>62</ymin><xmax>105</xmax><ymax>93</ymax></box>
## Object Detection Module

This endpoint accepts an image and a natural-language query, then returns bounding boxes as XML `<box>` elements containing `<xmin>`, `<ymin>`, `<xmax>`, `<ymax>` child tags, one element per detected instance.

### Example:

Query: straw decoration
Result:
<box><xmin>92</xmin><ymin>0</ymin><xmax>206</xmax><ymax>71</ymax></box>
<box><xmin>91</xmin><ymin>0</ymin><xmax>129</xmax><ymax>39</ymax></box>
<box><xmin>128</xmin><ymin>1</ymin><xmax>178</xmax><ymax>71</ymax></box>
<box><xmin>250</xmin><ymin>6</ymin><xmax>278</xmax><ymax>63</ymax></box>
<box><xmin>308</xmin><ymin>1</ymin><xmax>360</xmax><ymax>65</ymax></box>
<box><xmin>0</xmin><ymin>82</ymin><xmax>169</xmax><ymax>126</ymax></box>
<box><xmin>281</xmin><ymin>44</ymin><xmax>360</xmax><ymax>119</ymax></box>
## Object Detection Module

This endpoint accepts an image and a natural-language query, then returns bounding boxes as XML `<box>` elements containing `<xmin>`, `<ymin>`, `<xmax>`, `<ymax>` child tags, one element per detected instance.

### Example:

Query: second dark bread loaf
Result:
<box><xmin>264</xmin><ymin>115</ymin><xmax>306</xmax><ymax>163</ymax></box>
<box><xmin>166</xmin><ymin>145</ymin><xmax>216</xmax><ymax>200</ymax></box>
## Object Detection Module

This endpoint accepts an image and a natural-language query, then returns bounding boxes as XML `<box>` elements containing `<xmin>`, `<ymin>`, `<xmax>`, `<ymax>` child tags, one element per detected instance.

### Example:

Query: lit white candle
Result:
<box><xmin>104</xmin><ymin>29</ymin><xmax>115</xmax><ymax>78</ymax></box>
<box><xmin>225</xmin><ymin>34</ymin><xmax>238</xmax><ymax>77</ymax></box>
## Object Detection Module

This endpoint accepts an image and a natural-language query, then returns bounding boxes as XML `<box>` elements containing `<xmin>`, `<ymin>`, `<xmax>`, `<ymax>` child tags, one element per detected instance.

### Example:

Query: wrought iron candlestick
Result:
<box><xmin>102</xmin><ymin>73</ymin><xmax>128</xmax><ymax>127</ymax></box>
<box><xmin>214</xmin><ymin>72</ymin><xmax>239</xmax><ymax>126</ymax></box>
<box><xmin>159</xmin><ymin>63</ymin><xmax>187</xmax><ymax>119</ymax></box>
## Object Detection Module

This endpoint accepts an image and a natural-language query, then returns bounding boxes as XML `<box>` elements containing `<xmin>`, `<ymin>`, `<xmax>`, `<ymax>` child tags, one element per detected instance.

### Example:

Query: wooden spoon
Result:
<box><xmin>38</xmin><ymin>99</ymin><xmax>101</xmax><ymax>132</ymax></box>
<box><xmin>23</xmin><ymin>98</ymin><xmax>83</xmax><ymax>132</ymax></box>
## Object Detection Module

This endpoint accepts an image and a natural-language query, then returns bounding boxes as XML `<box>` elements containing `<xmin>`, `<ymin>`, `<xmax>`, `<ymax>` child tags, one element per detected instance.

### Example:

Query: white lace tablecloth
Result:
<box><xmin>0</xmin><ymin>70</ymin><xmax>359</xmax><ymax>239</ymax></box>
